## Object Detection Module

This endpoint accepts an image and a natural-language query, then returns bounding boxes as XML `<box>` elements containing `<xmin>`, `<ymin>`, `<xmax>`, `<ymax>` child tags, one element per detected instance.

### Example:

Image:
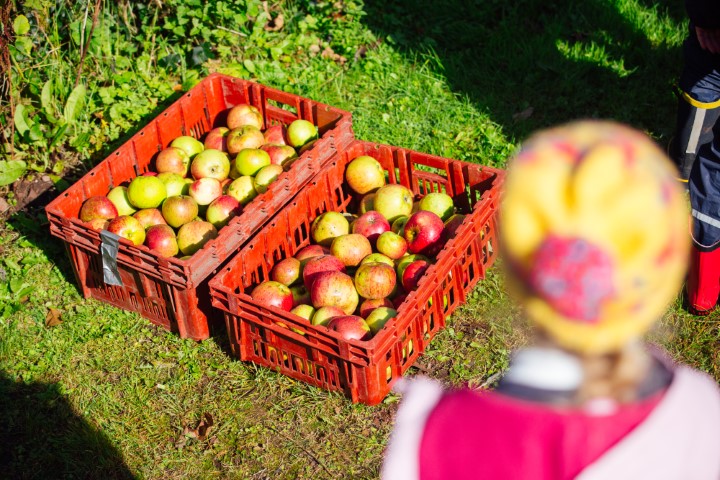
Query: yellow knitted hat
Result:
<box><xmin>500</xmin><ymin>121</ymin><xmax>690</xmax><ymax>354</ymax></box>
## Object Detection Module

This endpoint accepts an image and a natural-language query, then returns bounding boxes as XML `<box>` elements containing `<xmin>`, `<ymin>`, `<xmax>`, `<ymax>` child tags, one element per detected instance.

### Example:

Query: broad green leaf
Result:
<box><xmin>28</xmin><ymin>123</ymin><xmax>43</xmax><ymax>142</ymax></box>
<box><xmin>13</xmin><ymin>104</ymin><xmax>31</xmax><ymax>136</ymax></box>
<box><xmin>63</xmin><ymin>83</ymin><xmax>86</xmax><ymax>124</ymax></box>
<box><xmin>243</xmin><ymin>59</ymin><xmax>256</xmax><ymax>73</ymax></box>
<box><xmin>0</xmin><ymin>160</ymin><xmax>27</xmax><ymax>186</ymax></box>
<box><xmin>41</xmin><ymin>80</ymin><xmax>56</xmax><ymax>116</ymax></box>
<box><xmin>13</xmin><ymin>15</ymin><xmax>30</xmax><ymax>35</ymax></box>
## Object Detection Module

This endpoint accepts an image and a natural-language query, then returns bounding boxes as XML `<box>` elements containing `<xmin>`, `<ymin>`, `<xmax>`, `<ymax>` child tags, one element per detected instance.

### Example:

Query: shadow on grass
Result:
<box><xmin>0</xmin><ymin>372</ymin><xmax>135</xmax><ymax>479</ymax></box>
<box><xmin>362</xmin><ymin>0</ymin><xmax>686</xmax><ymax>144</ymax></box>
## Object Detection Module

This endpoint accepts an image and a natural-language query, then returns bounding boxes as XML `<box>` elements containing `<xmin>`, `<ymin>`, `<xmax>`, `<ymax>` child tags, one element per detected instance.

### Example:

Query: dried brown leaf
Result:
<box><xmin>45</xmin><ymin>308</ymin><xmax>62</xmax><ymax>327</ymax></box>
<box><xmin>264</xmin><ymin>13</ymin><xmax>284</xmax><ymax>32</ymax></box>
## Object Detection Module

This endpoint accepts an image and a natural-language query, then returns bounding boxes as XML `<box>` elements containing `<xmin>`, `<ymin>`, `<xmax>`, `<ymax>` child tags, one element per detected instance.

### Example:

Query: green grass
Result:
<box><xmin>1</xmin><ymin>0</ymin><xmax>718</xmax><ymax>478</ymax></box>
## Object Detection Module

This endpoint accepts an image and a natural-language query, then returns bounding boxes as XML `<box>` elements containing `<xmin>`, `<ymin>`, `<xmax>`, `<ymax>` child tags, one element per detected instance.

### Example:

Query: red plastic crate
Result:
<box><xmin>209</xmin><ymin>140</ymin><xmax>504</xmax><ymax>404</ymax></box>
<box><xmin>45</xmin><ymin>73</ymin><xmax>353</xmax><ymax>340</ymax></box>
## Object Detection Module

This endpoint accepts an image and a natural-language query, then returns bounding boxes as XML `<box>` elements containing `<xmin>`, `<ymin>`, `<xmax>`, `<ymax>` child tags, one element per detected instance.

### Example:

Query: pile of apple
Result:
<box><xmin>77</xmin><ymin>104</ymin><xmax>319</xmax><ymax>258</ymax></box>
<box><xmin>249</xmin><ymin>155</ymin><xmax>466</xmax><ymax>342</ymax></box>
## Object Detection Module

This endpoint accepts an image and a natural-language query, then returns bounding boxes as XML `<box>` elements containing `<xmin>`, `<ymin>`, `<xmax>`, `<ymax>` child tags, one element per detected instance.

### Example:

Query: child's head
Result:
<box><xmin>500</xmin><ymin>121</ymin><xmax>689</xmax><ymax>356</ymax></box>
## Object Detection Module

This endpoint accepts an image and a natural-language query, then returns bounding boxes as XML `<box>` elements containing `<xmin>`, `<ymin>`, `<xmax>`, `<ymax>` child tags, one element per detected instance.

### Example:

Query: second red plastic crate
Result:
<box><xmin>209</xmin><ymin>140</ymin><xmax>503</xmax><ymax>404</ymax></box>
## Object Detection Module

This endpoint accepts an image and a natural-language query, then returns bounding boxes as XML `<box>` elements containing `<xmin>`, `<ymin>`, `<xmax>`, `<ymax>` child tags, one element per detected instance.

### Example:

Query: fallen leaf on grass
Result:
<box><xmin>45</xmin><ymin>308</ymin><xmax>63</xmax><ymax>327</ymax></box>
<box><xmin>175</xmin><ymin>412</ymin><xmax>215</xmax><ymax>449</ymax></box>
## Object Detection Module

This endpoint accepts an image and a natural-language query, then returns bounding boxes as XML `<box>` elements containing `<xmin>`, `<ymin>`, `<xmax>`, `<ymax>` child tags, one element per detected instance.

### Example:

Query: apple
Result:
<box><xmin>330</xmin><ymin>234</ymin><xmax>372</xmax><ymax>268</ymax></box>
<box><xmin>232</xmin><ymin>148</ymin><xmax>271</xmax><ymax>177</ymax></box>
<box><xmin>261</xmin><ymin>143</ymin><xmax>297</xmax><ymax>167</ymax></box>
<box><xmin>376</xmin><ymin>231</ymin><xmax>408</xmax><ymax>260</ymax></box>
<box><xmin>365</xmin><ymin>307</ymin><xmax>398</xmax><ymax>335</ymax></box>
<box><xmin>298</xmin><ymin>139</ymin><xmax>318</xmax><ymax>154</ymax></box>
<box><xmin>155</xmin><ymin>147</ymin><xmax>191</xmax><ymax>176</ymax></box>
<box><xmin>294</xmin><ymin>244</ymin><xmax>331</xmax><ymax>264</ymax></box>
<box><xmin>271</xmin><ymin>257</ymin><xmax>302</xmax><ymax>286</ymax></box>
<box><xmin>80</xmin><ymin>195</ymin><xmax>118</xmax><ymax>222</ymax></box>
<box><xmin>177</xmin><ymin>220</ymin><xmax>218</xmax><ymax>256</ymax></box>
<box><xmin>132</xmin><ymin>208</ymin><xmax>167</xmax><ymax>229</ymax></box>
<box><xmin>401</xmin><ymin>259</ymin><xmax>430</xmax><ymax>292</ymax></box>
<box><xmin>374</xmin><ymin>184</ymin><xmax>414</xmax><ymax>223</ymax></box>
<box><xmin>142</xmin><ymin>171</ymin><xmax>158</xmax><ymax>177</ymax></box>
<box><xmin>358</xmin><ymin>193</ymin><xmax>375</xmax><ymax>214</ymax></box>
<box><xmin>157</xmin><ymin>172</ymin><xmax>189</xmax><ymax>197</ymax></box>
<box><xmin>254</xmin><ymin>164</ymin><xmax>283</xmax><ymax>194</ymax></box>
<box><xmin>263</xmin><ymin>124</ymin><xmax>288</xmax><ymax>145</ymax></box>
<box><xmin>227</xmin><ymin>126</ymin><xmax>265</xmax><ymax>156</ymax></box>
<box><xmin>287</xmin><ymin>119</ymin><xmax>318</xmax><ymax>148</ymax></box>
<box><xmin>144</xmin><ymin>224</ymin><xmax>178</xmax><ymax>258</ymax></box>
<box><xmin>107</xmin><ymin>215</ymin><xmax>145</xmax><ymax>246</ymax></box>
<box><xmin>170</xmin><ymin>135</ymin><xmax>204</xmax><ymax>159</ymax></box>
<box><xmin>204</xmin><ymin>127</ymin><xmax>230</xmax><ymax>152</ymax></box>
<box><xmin>226</xmin><ymin>176</ymin><xmax>258</xmax><ymax>205</ymax></box>
<box><xmin>206</xmin><ymin>195</ymin><xmax>242</xmax><ymax>229</ymax></box>
<box><xmin>291</xmin><ymin>304</ymin><xmax>316</xmax><ymax>322</ymax></box>
<box><xmin>310</xmin><ymin>271</ymin><xmax>359</xmax><ymax>315</ymax></box>
<box><xmin>391</xmin><ymin>216</ymin><xmax>409</xmax><ymax>235</ymax></box>
<box><xmin>189</xmin><ymin>177</ymin><xmax>223</xmax><ymax>206</ymax></box>
<box><xmin>403</xmin><ymin>211</ymin><xmax>445</xmax><ymax>256</ymax></box>
<box><xmin>106</xmin><ymin>186</ymin><xmax>137</xmax><ymax>217</ymax></box>
<box><xmin>345</xmin><ymin>156</ymin><xmax>386</xmax><ymax>195</ymax></box>
<box><xmin>161</xmin><ymin>195</ymin><xmax>199</xmax><ymax>228</ymax></box>
<box><xmin>419</xmin><ymin>192</ymin><xmax>455</xmax><ymax>221</ymax></box>
<box><xmin>250</xmin><ymin>280</ymin><xmax>294</xmax><ymax>311</ymax></box>
<box><xmin>227</xmin><ymin>104</ymin><xmax>264</xmax><ymax>130</ymax></box>
<box><xmin>359</xmin><ymin>297</ymin><xmax>394</xmax><ymax>318</ymax></box>
<box><xmin>311</xmin><ymin>211</ymin><xmax>350</xmax><ymax>246</ymax></box>
<box><xmin>396</xmin><ymin>254</ymin><xmax>431</xmax><ymax>280</ymax></box>
<box><xmin>327</xmin><ymin>315</ymin><xmax>371</xmax><ymax>341</ymax></box>
<box><xmin>127</xmin><ymin>176</ymin><xmax>167</xmax><ymax>209</ymax></box>
<box><xmin>290</xmin><ymin>284</ymin><xmax>311</xmax><ymax>307</ymax></box>
<box><xmin>302</xmin><ymin>254</ymin><xmax>346</xmax><ymax>289</ymax></box>
<box><xmin>311</xmin><ymin>305</ymin><xmax>345</xmax><ymax>326</ymax></box>
<box><xmin>354</xmin><ymin>262</ymin><xmax>396</xmax><ymax>300</ymax></box>
<box><xmin>190</xmin><ymin>149</ymin><xmax>231</xmax><ymax>181</ymax></box>
<box><xmin>351</xmin><ymin>211</ymin><xmax>391</xmax><ymax>247</ymax></box>
<box><xmin>87</xmin><ymin>218</ymin><xmax>110</xmax><ymax>230</ymax></box>
<box><xmin>443</xmin><ymin>213</ymin><xmax>466</xmax><ymax>241</ymax></box>
<box><xmin>360</xmin><ymin>253</ymin><xmax>395</xmax><ymax>267</ymax></box>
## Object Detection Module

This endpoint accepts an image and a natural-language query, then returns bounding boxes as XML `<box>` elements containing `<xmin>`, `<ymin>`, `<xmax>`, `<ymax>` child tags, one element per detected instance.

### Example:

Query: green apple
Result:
<box><xmin>419</xmin><ymin>192</ymin><xmax>455</xmax><ymax>221</ymax></box>
<box><xmin>127</xmin><ymin>176</ymin><xmax>167</xmax><ymax>209</ymax></box>
<box><xmin>170</xmin><ymin>135</ymin><xmax>204</xmax><ymax>159</ymax></box>
<box><xmin>232</xmin><ymin>148</ymin><xmax>271</xmax><ymax>177</ymax></box>
<box><xmin>374</xmin><ymin>184</ymin><xmax>414</xmax><ymax>223</ymax></box>
<box><xmin>253</xmin><ymin>164</ymin><xmax>283</xmax><ymax>194</ymax></box>
<box><xmin>345</xmin><ymin>156</ymin><xmax>386</xmax><ymax>195</ymax></box>
<box><xmin>157</xmin><ymin>172</ymin><xmax>189</xmax><ymax>197</ymax></box>
<box><xmin>107</xmin><ymin>186</ymin><xmax>138</xmax><ymax>216</ymax></box>
<box><xmin>365</xmin><ymin>307</ymin><xmax>398</xmax><ymax>335</ymax></box>
<box><xmin>226</xmin><ymin>176</ymin><xmax>258</xmax><ymax>205</ymax></box>
<box><xmin>287</xmin><ymin>119</ymin><xmax>318</xmax><ymax>148</ymax></box>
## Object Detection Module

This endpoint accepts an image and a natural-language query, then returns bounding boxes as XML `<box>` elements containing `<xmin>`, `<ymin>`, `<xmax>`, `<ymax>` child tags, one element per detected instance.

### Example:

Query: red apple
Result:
<box><xmin>351</xmin><ymin>211</ymin><xmax>391</xmax><ymax>247</ymax></box>
<box><xmin>161</xmin><ymin>195</ymin><xmax>199</xmax><ymax>229</ymax></box>
<box><xmin>261</xmin><ymin>143</ymin><xmax>297</xmax><ymax>167</ymax></box>
<box><xmin>263</xmin><ymin>124</ymin><xmax>288</xmax><ymax>145</ymax></box>
<box><xmin>396</xmin><ymin>254</ymin><xmax>431</xmax><ymax>280</ymax></box>
<box><xmin>87</xmin><ymin>218</ymin><xmax>110</xmax><ymax>230</ymax></box>
<box><xmin>374</xmin><ymin>184</ymin><xmax>414</xmax><ymax>223</ymax></box>
<box><xmin>327</xmin><ymin>315</ymin><xmax>371</xmax><ymax>341</ymax></box>
<box><xmin>132</xmin><ymin>208</ymin><xmax>167</xmax><ymax>229</ymax></box>
<box><xmin>401</xmin><ymin>259</ymin><xmax>430</xmax><ymax>292</ymax></box>
<box><xmin>376</xmin><ymin>231</ymin><xmax>408</xmax><ymax>260</ymax></box>
<box><xmin>294</xmin><ymin>245</ymin><xmax>332</xmax><ymax>264</ymax></box>
<box><xmin>79</xmin><ymin>196</ymin><xmax>118</xmax><ymax>222</ymax></box>
<box><xmin>302</xmin><ymin>255</ymin><xmax>346</xmax><ymax>289</ymax></box>
<box><xmin>250</xmin><ymin>280</ymin><xmax>294</xmax><ymax>312</ymax></box>
<box><xmin>155</xmin><ymin>147</ymin><xmax>191</xmax><ymax>176</ymax></box>
<box><xmin>330</xmin><ymin>234</ymin><xmax>372</xmax><ymax>268</ymax></box>
<box><xmin>359</xmin><ymin>297</ymin><xmax>395</xmax><ymax>318</ymax></box>
<box><xmin>176</xmin><ymin>220</ymin><xmax>218</xmax><ymax>256</ymax></box>
<box><xmin>226</xmin><ymin>176</ymin><xmax>258</xmax><ymax>205</ymax></box>
<box><xmin>358</xmin><ymin>193</ymin><xmax>376</xmax><ymax>214</ymax></box>
<box><xmin>271</xmin><ymin>257</ymin><xmax>302</xmax><ymax>286</ymax></box>
<box><xmin>227</xmin><ymin>126</ymin><xmax>265</xmax><ymax>156</ymax></box>
<box><xmin>290</xmin><ymin>284</ymin><xmax>311</xmax><ymax>307</ymax></box>
<box><xmin>419</xmin><ymin>192</ymin><xmax>455</xmax><ymax>221</ymax></box>
<box><xmin>170</xmin><ymin>135</ymin><xmax>204</xmax><ymax>159</ymax></box>
<box><xmin>232</xmin><ymin>148</ymin><xmax>271</xmax><ymax>177</ymax></box>
<box><xmin>144</xmin><ymin>224</ymin><xmax>178</xmax><ymax>258</ymax></box>
<box><xmin>311</xmin><ymin>211</ymin><xmax>349</xmax><ymax>246</ymax></box>
<box><xmin>310</xmin><ymin>271</ymin><xmax>359</xmax><ymax>315</ymax></box>
<box><xmin>345</xmin><ymin>155</ymin><xmax>386</xmax><ymax>195</ymax></box>
<box><xmin>204</xmin><ymin>127</ymin><xmax>230</xmax><ymax>152</ymax></box>
<box><xmin>189</xmin><ymin>177</ymin><xmax>223</xmax><ymax>206</ymax></box>
<box><xmin>206</xmin><ymin>195</ymin><xmax>242</xmax><ymax>229</ymax></box>
<box><xmin>107</xmin><ymin>215</ymin><xmax>145</xmax><ymax>246</ymax></box>
<box><xmin>287</xmin><ymin>119</ymin><xmax>318</xmax><ymax>148</ymax></box>
<box><xmin>354</xmin><ymin>262</ymin><xmax>396</xmax><ymax>300</ymax></box>
<box><xmin>403</xmin><ymin>211</ymin><xmax>445</xmax><ymax>256</ymax></box>
<box><xmin>227</xmin><ymin>104</ymin><xmax>264</xmax><ymax>130</ymax></box>
<box><xmin>365</xmin><ymin>307</ymin><xmax>398</xmax><ymax>335</ymax></box>
<box><xmin>191</xmin><ymin>149</ymin><xmax>231</xmax><ymax>181</ymax></box>
<box><xmin>443</xmin><ymin>213</ymin><xmax>466</xmax><ymax>241</ymax></box>
<box><xmin>127</xmin><ymin>176</ymin><xmax>167</xmax><ymax>209</ymax></box>
<box><xmin>360</xmin><ymin>253</ymin><xmax>395</xmax><ymax>267</ymax></box>
<box><xmin>311</xmin><ymin>305</ymin><xmax>345</xmax><ymax>326</ymax></box>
